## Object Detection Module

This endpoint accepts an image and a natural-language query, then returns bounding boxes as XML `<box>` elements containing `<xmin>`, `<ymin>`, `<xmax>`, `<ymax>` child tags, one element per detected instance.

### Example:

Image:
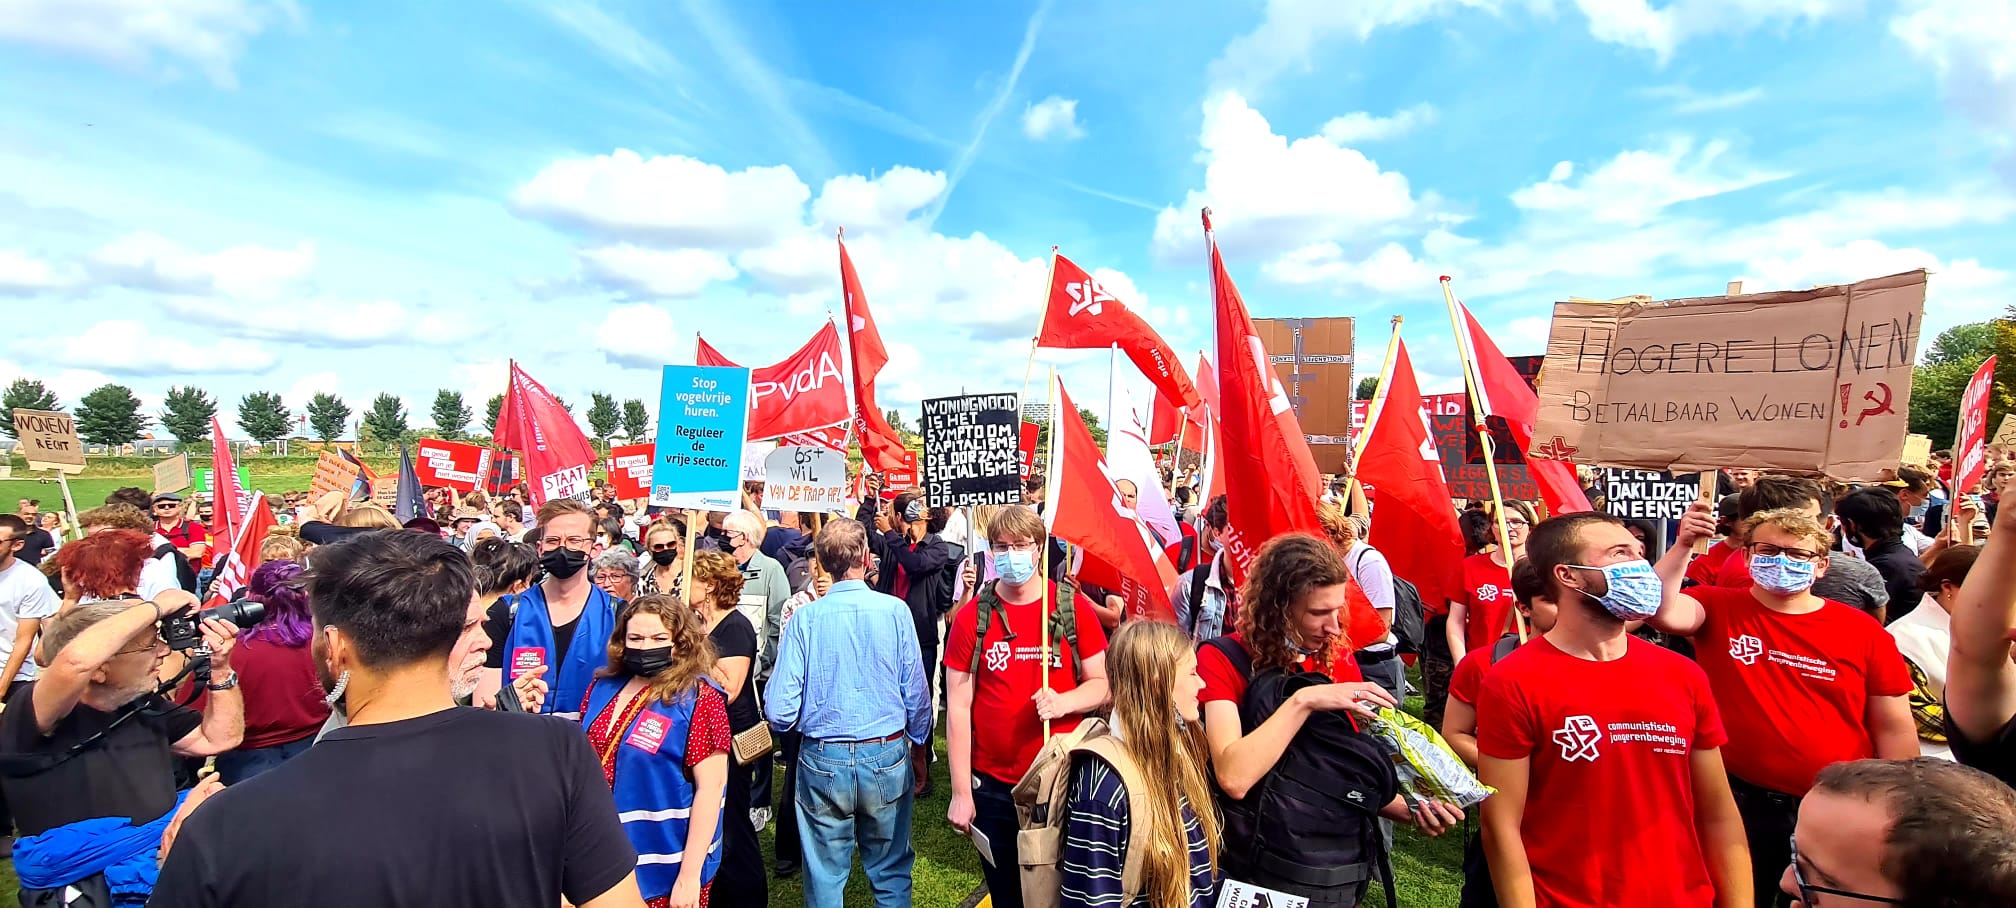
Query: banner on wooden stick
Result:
<box><xmin>12</xmin><ymin>409</ymin><xmax>84</xmax><ymax>473</ymax></box>
<box><xmin>1530</xmin><ymin>270</ymin><xmax>1926</xmax><ymax>480</ymax></box>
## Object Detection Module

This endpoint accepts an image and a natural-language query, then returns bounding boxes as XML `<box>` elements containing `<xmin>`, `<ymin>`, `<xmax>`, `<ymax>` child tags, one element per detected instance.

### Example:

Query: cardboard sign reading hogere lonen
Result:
<box><xmin>920</xmin><ymin>393</ymin><xmax>1022</xmax><ymax>508</ymax></box>
<box><xmin>1530</xmin><ymin>270</ymin><xmax>1926</xmax><ymax>480</ymax></box>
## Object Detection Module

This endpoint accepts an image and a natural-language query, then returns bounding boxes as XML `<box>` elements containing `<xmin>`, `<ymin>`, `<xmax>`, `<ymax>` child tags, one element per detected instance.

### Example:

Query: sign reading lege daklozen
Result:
<box><xmin>920</xmin><ymin>392</ymin><xmax>1023</xmax><ymax>508</ymax></box>
<box><xmin>1530</xmin><ymin>270</ymin><xmax>1926</xmax><ymax>480</ymax></box>
<box><xmin>12</xmin><ymin>409</ymin><xmax>84</xmax><ymax>472</ymax></box>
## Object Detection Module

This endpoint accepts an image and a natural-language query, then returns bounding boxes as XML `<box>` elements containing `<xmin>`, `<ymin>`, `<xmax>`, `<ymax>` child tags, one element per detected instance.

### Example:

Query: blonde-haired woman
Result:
<box><xmin>1060</xmin><ymin>620</ymin><xmax>1220</xmax><ymax>907</ymax></box>
<box><xmin>582</xmin><ymin>593</ymin><xmax>730</xmax><ymax>908</ymax></box>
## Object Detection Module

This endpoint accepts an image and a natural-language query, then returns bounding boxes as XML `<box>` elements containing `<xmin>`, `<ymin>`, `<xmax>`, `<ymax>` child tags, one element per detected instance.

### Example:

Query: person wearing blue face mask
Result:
<box><xmin>1651</xmin><ymin>503</ymin><xmax>1918</xmax><ymax>908</ymax></box>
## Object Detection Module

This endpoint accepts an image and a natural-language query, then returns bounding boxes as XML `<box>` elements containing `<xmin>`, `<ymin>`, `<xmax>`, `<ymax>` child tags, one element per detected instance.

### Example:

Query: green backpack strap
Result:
<box><xmin>1052</xmin><ymin>579</ymin><xmax>1082</xmax><ymax>684</ymax></box>
<box><xmin>969</xmin><ymin>580</ymin><xmax>1000</xmax><ymax>675</ymax></box>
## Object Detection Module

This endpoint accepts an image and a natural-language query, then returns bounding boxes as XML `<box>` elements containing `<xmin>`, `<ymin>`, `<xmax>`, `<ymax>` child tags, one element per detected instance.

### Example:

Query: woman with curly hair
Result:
<box><xmin>688</xmin><ymin>552</ymin><xmax>767</xmax><ymax>903</ymax></box>
<box><xmin>53</xmin><ymin>528</ymin><xmax>154</xmax><ymax>606</ymax></box>
<box><xmin>217</xmin><ymin>559</ymin><xmax>330</xmax><ymax>783</ymax></box>
<box><xmin>581</xmin><ymin>593</ymin><xmax>730</xmax><ymax>908</ymax></box>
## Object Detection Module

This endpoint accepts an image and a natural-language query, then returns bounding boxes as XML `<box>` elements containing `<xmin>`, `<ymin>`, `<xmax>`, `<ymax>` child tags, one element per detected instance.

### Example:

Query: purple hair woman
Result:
<box><xmin>214</xmin><ymin>559</ymin><xmax>332</xmax><ymax>784</ymax></box>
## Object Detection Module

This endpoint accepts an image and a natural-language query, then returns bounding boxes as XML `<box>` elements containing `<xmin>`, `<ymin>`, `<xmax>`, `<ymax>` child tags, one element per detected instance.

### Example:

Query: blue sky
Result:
<box><xmin>0</xmin><ymin>0</ymin><xmax>2008</xmax><ymax>440</ymax></box>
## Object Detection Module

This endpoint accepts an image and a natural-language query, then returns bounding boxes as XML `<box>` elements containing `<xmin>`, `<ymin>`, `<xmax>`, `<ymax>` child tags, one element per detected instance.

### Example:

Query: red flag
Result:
<box><xmin>1206</xmin><ymin>213</ymin><xmax>1325</xmax><ymax>578</ymax></box>
<box><xmin>495</xmin><ymin>361</ymin><xmax>599</xmax><ymax>506</ymax></box>
<box><xmin>1356</xmin><ymin>337</ymin><xmax>1465</xmax><ymax>613</ymax></box>
<box><xmin>1037</xmin><ymin>253</ymin><xmax>1201</xmax><ymax>410</ymax></box>
<box><xmin>1193</xmin><ymin>353</ymin><xmax>1226</xmax><ymax>497</ymax></box>
<box><xmin>1047</xmin><ymin>378</ymin><xmax>1178</xmax><ymax>623</ymax></box>
<box><xmin>205</xmin><ymin>491</ymin><xmax>276</xmax><ymax>606</ymax></box>
<box><xmin>781</xmin><ymin>424</ymin><xmax>848</xmax><ymax>451</ymax></box>
<box><xmin>1955</xmin><ymin>355</ymin><xmax>1999</xmax><ymax>495</ymax></box>
<box><xmin>839</xmin><ymin>236</ymin><xmax>910</xmax><ymax>472</ymax></box>
<box><xmin>1453</xmin><ymin>291</ymin><xmax>1592</xmax><ymax>515</ymax></box>
<box><xmin>696</xmin><ymin>322</ymin><xmax>851</xmax><ymax>441</ymax></box>
<box><xmin>209</xmin><ymin>417</ymin><xmax>241</xmax><ymax>550</ymax></box>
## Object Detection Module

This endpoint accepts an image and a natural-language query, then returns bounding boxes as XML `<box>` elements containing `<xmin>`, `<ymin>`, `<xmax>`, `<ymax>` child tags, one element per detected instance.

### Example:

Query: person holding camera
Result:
<box><xmin>0</xmin><ymin>590</ymin><xmax>244</xmax><ymax>904</ymax></box>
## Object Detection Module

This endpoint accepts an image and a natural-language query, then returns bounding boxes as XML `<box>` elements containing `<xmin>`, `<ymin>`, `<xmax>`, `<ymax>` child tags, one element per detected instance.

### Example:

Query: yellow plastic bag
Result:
<box><xmin>1368</xmin><ymin>707</ymin><xmax>1496</xmax><ymax>809</ymax></box>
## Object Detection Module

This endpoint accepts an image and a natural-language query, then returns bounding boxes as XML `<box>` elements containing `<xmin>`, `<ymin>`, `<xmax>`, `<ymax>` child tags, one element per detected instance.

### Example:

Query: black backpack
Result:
<box><xmin>1205</xmin><ymin>637</ymin><xmax>1399</xmax><ymax>908</ymax></box>
<box><xmin>155</xmin><ymin>543</ymin><xmax>199</xmax><ymax>594</ymax></box>
<box><xmin>1356</xmin><ymin>548</ymin><xmax>1427</xmax><ymax>655</ymax></box>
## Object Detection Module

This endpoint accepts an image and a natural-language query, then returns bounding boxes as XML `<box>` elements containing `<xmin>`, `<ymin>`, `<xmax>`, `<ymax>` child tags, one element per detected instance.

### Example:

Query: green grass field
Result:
<box><xmin>1</xmin><ymin>475</ymin><xmax>319</xmax><ymax>521</ymax></box>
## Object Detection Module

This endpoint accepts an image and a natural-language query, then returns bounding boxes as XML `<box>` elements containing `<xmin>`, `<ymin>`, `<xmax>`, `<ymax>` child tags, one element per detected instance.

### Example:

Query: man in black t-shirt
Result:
<box><xmin>152</xmin><ymin>529</ymin><xmax>644</xmax><ymax>908</ymax></box>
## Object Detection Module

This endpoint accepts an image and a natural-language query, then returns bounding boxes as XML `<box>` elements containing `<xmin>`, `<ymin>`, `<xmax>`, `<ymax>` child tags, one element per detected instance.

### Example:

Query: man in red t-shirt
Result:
<box><xmin>1443</xmin><ymin>558</ymin><xmax>1559</xmax><ymax>770</ymax></box>
<box><xmin>1478</xmin><ymin>512</ymin><xmax>1749</xmax><ymax>908</ymax></box>
<box><xmin>1447</xmin><ymin>501</ymin><xmax>1535</xmax><ymax>664</ymax></box>
<box><xmin>153</xmin><ymin>492</ymin><xmax>210</xmax><ymax>569</ymax></box>
<box><xmin>942</xmin><ymin>505</ymin><xmax>1108</xmax><ymax>908</ymax></box>
<box><xmin>1651</xmin><ymin>502</ymin><xmax>1916</xmax><ymax>908</ymax></box>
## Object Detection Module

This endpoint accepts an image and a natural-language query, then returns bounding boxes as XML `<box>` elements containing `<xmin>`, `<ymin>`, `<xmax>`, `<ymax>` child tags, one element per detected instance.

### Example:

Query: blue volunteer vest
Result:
<box><xmin>502</xmin><ymin>583</ymin><xmax>616</xmax><ymax>716</ymax></box>
<box><xmin>582</xmin><ymin>677</ymin><xmax>725</xmax><ymax>898</ymax></box>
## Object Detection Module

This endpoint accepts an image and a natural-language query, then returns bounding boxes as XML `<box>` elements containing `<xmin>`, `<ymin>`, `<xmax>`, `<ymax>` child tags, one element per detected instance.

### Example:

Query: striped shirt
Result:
<box><xmin>1059</xmin><ymin>753</ymin><xmax>1216</xmax><ymax>908</ymax></box>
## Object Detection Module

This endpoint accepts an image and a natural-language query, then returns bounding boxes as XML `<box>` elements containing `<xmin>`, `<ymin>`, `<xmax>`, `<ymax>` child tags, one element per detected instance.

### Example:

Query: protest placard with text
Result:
<box><xmin>309</xmin><ymin>450</ymin><xmax>365</xmax><ymax>499</ymax></box>
<box><xmin>1530</xmin><ymin>270</ymin><xmax>1925</xmax><ymax>480</ymax></box>
<box><xmin>605</xmin><ymin>443</ymin><xmax>655</xmax><ymax>500</ymax></box>
<box><xmin>12</xmin><ymin>409</ymin><xmax>84</xmax><ymax>473</ymax></box>
<box><xmin>763</xmin><ymin>446</ymin><xmax>848</xmax><ymax>512</ymax></box>
<box><xmin>921</xmin><ymin>393</ymin><xmax>1022</xmax><ymax>508</ymax></box>
<box><xmin>650</xmin><ymin>364</ymin><xmax>750</xmax><ymax>511</ymax></box>
<box><xmin>1601</xmin><ymin>469</ymin><xmax>1697</xmax><ymax>521</ymax></box>
<box><xmin>153</xmin><ymin>453</ymin><xmax>192</xmax><ymax>494</ymax></box>
<box><xmin>1993</xmin><ymin>414</ymin><xmax>2016</xmax><ymax>449</ymax></box>
<box><xmin>414</xmin><ymin>438</ymin><xmax>493</xmax><ymax>493</ymax></box>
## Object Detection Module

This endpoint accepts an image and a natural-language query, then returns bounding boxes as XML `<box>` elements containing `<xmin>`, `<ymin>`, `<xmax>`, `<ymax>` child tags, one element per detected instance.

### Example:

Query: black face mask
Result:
<box><xmin>541</xmin><ymin>547</ymin><xmax>589</xmax><ymax>580</ymax></box>
<box><xmin>622</xmin><ymin>646</ymin><xmax>674</xmax><ymax>677</ymax></box>
<box><xmin>650</xmin><ymin>549</ymin><xmax>679</xmax><ymax>567</ymax></box>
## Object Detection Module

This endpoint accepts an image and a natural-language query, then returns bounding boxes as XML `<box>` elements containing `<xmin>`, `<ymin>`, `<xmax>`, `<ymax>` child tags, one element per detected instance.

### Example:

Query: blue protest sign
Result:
<box><xmin>651</xmin><ymin>364</ymin><xmax>751</xmax><ymax>511</ymax></box>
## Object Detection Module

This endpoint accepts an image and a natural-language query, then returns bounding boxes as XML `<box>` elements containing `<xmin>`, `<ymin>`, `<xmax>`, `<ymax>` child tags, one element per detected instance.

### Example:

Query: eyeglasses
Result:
<box><xmin>152</xmin><ymin>504</ymin><xmax>179</xmax><ymax>511</ymax></box>
<box><xmin>1788</xmin><ymin>836</ymin><xmax>1901</xmax><ymax>904</ymax></box>
<box><xmin>989</xmin><ymin>541</ymin><xmax>1039</xmax><ymax>554</ymax></box>
<box><xmin>540</xmin><ymin>536</ymin><xmax>593</xmax><ymax>549</ymax></box>
<box><xmin>115</xmin><ymin>636</ymin><xmax>168</xmax><ymax>656</ymax></box>
<box><xmin>592</xmin><ymin>572</ymin><xmax>632</xmax><ymax>585</ymax></box>
<box><xmin>1504</xmin><ymin>519</ymin><xmax>1530</xmax><ymax>528</ymax></box>
<box><xmin>648</xmin><ymin>541</ymin><xmax>680</xmax><ymax>553</ymax></box>
<box><xmin>1748</xmin><ymin>543</ymin><xmax>1826</xmax><ymax>564</ymax></box>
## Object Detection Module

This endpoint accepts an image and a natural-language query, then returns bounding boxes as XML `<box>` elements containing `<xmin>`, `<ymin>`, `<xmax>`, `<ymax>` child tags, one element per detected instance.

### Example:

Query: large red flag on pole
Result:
<box><xmin>1193</xmin><ymin>352</ymin><xmax>1226</xmax><ymax>501</ymax></box>
<box><xmin>1954</xmin><ymin>355</ymin><xmax>1999</xmax><ymax>496</ymax></box>
<box><xmin>209</xmin><ymin>417</ymin><xmax>242</xmax><ymax>549</ymax></box>
<box><xmin>1046</xmin><ymin>376</ymin><xmax>1179</xmax><ymax>623</ymax></box>
<box><xmin>1446</xmin><ymin>282</ymin><xmax>1592</xmax><ymax>516</ymax></box>
<box><xmin>1355</xmin><ymin>327</ymin><xmax>1465</xmax><ymax>612</ymax></box>
<box><xmin>1204</xmin><ymin>209</ymin><xmax>1326</xmax><ymax>580</ymax></box>
<box><xmin>1036</xmin><ymin>252</ymin><xmax>1201</xmax><ymax>410</ymax></box>
<box><xmin>495</xmin><ymin>361</ymin><xmax>599</xmax><ymax>506</ymax></box>
<box><xmin>839</xmin><ymin>233</ymin><xmax>910</xmax><ymax>473</ymax></box>
<box><xmin>205</xmin><ymin>491</ymin><xmax>276</xmax><ymax>606</ymax></box>
<box><xmin>696</xmin><ymin>320</ymin><xmax>850</xmax><ymax>441</ymax></box>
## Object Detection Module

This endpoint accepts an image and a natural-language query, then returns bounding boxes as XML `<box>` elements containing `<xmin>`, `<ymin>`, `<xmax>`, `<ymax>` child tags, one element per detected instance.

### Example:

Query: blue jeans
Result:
<box><xmin>213</xmin><ymin>737</ymin><xmax>315</xmax><ymax>786</ymax></box>
<box><xmin>794</xmin><ymin>735</ymin><xmax>915</xmax><ymax>908</ymax></box>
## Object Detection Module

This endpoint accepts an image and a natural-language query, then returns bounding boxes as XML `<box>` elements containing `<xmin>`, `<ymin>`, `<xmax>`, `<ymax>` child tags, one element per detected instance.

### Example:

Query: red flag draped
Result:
<box><xmin>696</xmin><ymin>321</ymin><xmax>850</xmax><ymax>441</ymax></box>
<box><xmin>1955</xmin><ymin>355</ymin><xmax>1999</xmax><ymax>495</ymax></box>
<box><xmin>1356</xmin><ymin>338</ymin><xmax>1465</xmax><ymax>612</ymax></box>
<box><xmin>1047</xmin><ymin>378</ymin><xmax>1178</xmax><ymax>623</ymax></box>
<box><xmin>1037</xmin><ymin>253</ymin><xmax>1201</xmax><ymax>409</ymax></box>
<box><xmin>1454</xmin><ymin>293</ymin><xmax>1592</xmax><ymax>515</ymax></box>
<box><xmin>839</xmin><ymin>236</ymin><xmax>910</xmax><ymax>472</ymax></box>
<box><xmin>495</xmin><ymin>361</ymin><xmax>599</xmax><ymax>506</ymax></box>
<box><xmin>209</xmin><ymin>417</ymin><xmax>242</xmax><ymax>549</ymax></box>
<box><xmin>205</xmin><ymin>491</ymin><xmax>276</xmax><ymax>606</ymax></box>
<box><xmin>1193</xmin><ymin>353</ymin><xmax>1226</xmax><ymax>496</ymax></box>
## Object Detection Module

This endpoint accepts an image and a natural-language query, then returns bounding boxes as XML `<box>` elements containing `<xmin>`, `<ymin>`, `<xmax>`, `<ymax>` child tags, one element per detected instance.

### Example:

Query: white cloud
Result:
<box><xmin>1318</xmin><ymin>103</ymin><xmax>1438</xmax><ymax>143</ymax></box>
<box><xmin>1547</xmin><ymin>161</ymin><xmax>1575</xmax><ymax>182</ymax></box>
<box><xmin>93</xmin><ymin>232</ymin><xmax>315</xmax><ymax>299</ymax></box>
<box><xmin>1643</xmin><ymin>83</ymin><xmax>1766</xmax><ymax>114</ymax></box>
<box><xmin>736</xmin><ymin>233</ymin><xmax>834</xmax><ymax>295</ymax></box>
<box><xmin>49</xmin><ymin>319</ymin><xmax>276</xmax><ymax>375</ymax></box>
<box><xmin>284</xmin><ymin>371</ymin><xmax>341</xmax><ymax>405</ymax></box>
<box><xmin>510</xmin><ymin>150</ymin><xmax>812</xmax><ymax>249</ymax></box>
<box><xmin>810</xmin><ymin>167</ymin><xmax>946</xmax><ymax>232</ymax></box>
<box><xmin>1892</xmin><ymin>0</ymin><xmax>2016</xmax><ymax>170</ymax></box>
<box><xmin>0</xmin><ymin>249</ymin><xmax>74</xmax><ymax>294</ymax></box>
<box><xmin>1264</xmin><ymin>240</ymin><xmax>1442</xmax><ymax>293</ymax></box>
<box><xmin>0</xmin><ymin>0</ymin><xmax>297</xmax><ymax>88</ymax></box>
<box><xmin>595</xmin><ymin>303</ymin><xmax>681</xmax><ymax>369</ymax></box>
<box><xmin>0</xmin><ymin>358</ymin><xmax>116</xmax><ymax>411</ymax></box>
<box><xmin>1509</xmin><ymin>138</ymin><xmax>1788</xmax><ymax>226</ymax></box>
<box><xmin>577</xmin><ymin>245</ymin><xmax>738</xmax><ymax>299</ymax></box>
<box><xmin>1152</xmin><ymin>93</ymin><xmax>1430</xmax><ymax>263</ymax></box>
<box><xmin>1208</xmin><ymin>0</ymin><xmax>1495</xmax><ymax>94</ymax></box>
<box><xmin>1022</xmin><ymin>96</ymin><xmax>1085</xmax><ymax>141</ymax></box>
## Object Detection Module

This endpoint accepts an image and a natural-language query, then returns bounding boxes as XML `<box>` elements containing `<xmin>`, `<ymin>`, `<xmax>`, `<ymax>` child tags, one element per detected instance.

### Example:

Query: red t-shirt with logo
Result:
<box><xmin>1458</xmin><ymin>554</ymin><xmax>1517</xmax><ymax>654</ymax></box>
<box><xmin>1197</xmin><ymin>632</ymin><xmax>1366</xmax><ymax>709</ymax></box>
<box><xmin>1687</xmin><ymin>586</ymin><xmax>1913</xmax><ymax>795</ymax></box>
<box><xmin>943</xmin><ymin>582</ymin><xmax>1109</xmax><ymax>783</ymax></box>
<box><xmin>1477</xmin><ymin>636</ymin><xmax>1726</xmax><ymax>908</ymax></box>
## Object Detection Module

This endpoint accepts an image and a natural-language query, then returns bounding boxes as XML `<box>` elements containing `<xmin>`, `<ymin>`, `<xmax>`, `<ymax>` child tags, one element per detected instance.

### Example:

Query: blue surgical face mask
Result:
<box><xmin>1566</xmin><ymin>559</ymin><xmax>1663</xmax><ymax>620</ymax></box>
<box><xmin>993</xmin><ymin>549</ymin><xmax>1038</xmax><ymax>585</ymax></box>
<box><xmin>1750</xmin><ymin>554</ymin><xmax>1818</xmax><ymax>596</ymax></box>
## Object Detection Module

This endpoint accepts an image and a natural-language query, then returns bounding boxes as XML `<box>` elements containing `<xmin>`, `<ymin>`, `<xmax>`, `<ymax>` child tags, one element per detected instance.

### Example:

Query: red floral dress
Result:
<box><xmin>586</xmin><ymin>683</ymin><xmax>733</xmax><ymax>908</ymax></box>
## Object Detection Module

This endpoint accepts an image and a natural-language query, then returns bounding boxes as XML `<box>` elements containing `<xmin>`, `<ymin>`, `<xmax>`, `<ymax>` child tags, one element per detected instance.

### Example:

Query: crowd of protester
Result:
<box><xmin>0</xmin><ymin>441</ymin><xmax>2009</xmax><ymax>907</ymax></box>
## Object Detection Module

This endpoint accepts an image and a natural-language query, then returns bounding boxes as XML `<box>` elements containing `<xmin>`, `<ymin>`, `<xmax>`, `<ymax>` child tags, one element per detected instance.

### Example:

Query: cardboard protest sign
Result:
<box><xmin>1530</xmin><ymin>270</ymin><xmax>1926</xmax><ymax>480</ymax></box>
<box><xmin>920</xmin><ymin>393</ymin><xmax>1022</xmax><ymax>508</ymax></box>
<box><xmin>1994</xmin><ymin>414</ymin><xmax>2016</xmax><ymax>449</ymax></box>
<box><xmin>12</xmin><ymin>409</ymin><xmax>84</xmax><ymax>473</ymax></box>
<box><xmin>1601</xmin><ymin>469</ymin><xmax>1697</xmax><ymax>521</ymax></box>
<box><xmin>413</xmin><ymin>438</ymin><xmax>493</xmax><ymax>493</ymax></box>
<box><xmin>650</xmin><ymin>364</ymin><xmax>751</xmax><ymax>512</ymax></box>
<box><xmin>1900</xmin><ymin>434</ymin><xmax>1932</xmax><ymax>469</ymax></box>
<box><xmin>310</xmin><ymin>450</ymin><xmax>366</xmax><ymax>499</ymax></box>
<box><xmin>153</xmin><ymin>453</ymin><xmax>192</xmax><ymax>494</ymax></box>
<box><xmin>763</xmin><ymin>446</ymin><xmax>848</xmax><ymax>512</ymax></box>
<box><xmin>605</xmin><ymin>442</ymin><xmax>655</xmax><ymax>500</ymax></box>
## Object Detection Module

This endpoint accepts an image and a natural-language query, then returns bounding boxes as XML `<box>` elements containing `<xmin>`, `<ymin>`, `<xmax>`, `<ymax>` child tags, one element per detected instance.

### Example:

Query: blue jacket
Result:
<box><xmin>15</xmin><ymin>790</ymin><xmax>188</xmax><ymax>902</ymax></box>
<box><xmin>504</xmin><ymin>583</ymin><xmax>616</xmax><ymax>716</ymax></box>
<box><xmin>582</xmin><ymin>677</ymin><xmax>724</xmax><ymax>898</ymax></box>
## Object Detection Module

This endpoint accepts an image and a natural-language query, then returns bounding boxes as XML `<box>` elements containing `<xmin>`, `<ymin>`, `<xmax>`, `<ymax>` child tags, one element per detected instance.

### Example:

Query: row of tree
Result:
<box><xmin>0</xmin><ymin>380</ymin><xmax>659</xmax><ymax>451</ymax></box>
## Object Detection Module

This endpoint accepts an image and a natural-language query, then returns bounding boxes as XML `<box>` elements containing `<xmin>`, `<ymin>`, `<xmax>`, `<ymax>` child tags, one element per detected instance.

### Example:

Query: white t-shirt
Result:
<box><xmin>0</xmin><ymin>558</ymin><xmax>62</xmax><ymax>680</ymax></box>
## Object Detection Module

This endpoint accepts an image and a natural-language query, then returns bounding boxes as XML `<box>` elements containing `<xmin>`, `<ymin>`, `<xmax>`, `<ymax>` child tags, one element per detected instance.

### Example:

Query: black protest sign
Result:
<box><xmin>1601</xmin><ymin>469</ymin><xmax>1697</xmax><ymax>521</ymax></box>
<box><xmin>921</xmin><ymin>393</ymin><xmax>1022</xmax><ymax>508</ymax></box>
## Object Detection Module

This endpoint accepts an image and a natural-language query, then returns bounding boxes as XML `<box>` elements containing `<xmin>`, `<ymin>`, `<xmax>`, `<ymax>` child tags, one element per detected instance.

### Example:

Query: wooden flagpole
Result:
<box><xmin>1040</xmin><ymin>367</ymin><xmax>1062</xmax><ymax>741</ymax></box>
<box><xmin>1348</xmin><ymin>317</ymin><xmax>1406</xmax><ymax>517</ymax></box>
<box><xmin>1441</xmin><ymin>277</ymin><xmax>1526</xmax><ymax>642</ymax></box>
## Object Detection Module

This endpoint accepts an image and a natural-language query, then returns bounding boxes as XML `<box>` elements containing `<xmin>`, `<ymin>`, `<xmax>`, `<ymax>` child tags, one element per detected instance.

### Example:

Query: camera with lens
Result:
<box><xmin>160</xmin><ymin>598</ymin><xmax>267</xmax><ymax>653</ymax></box>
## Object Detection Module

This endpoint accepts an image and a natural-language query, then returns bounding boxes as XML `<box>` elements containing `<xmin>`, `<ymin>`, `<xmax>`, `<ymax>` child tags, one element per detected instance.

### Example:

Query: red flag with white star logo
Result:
<box><xmin>1036</xmin><ymin>252</ymin><xmax>1200</xmax><ymax>409</ymax></box>
<box><xmin>1355</xmin><ymin>336</ymin><xmax>1464</xmax><ymax>613</ymax></box>
<box><xmin>1045</xmin><ymin>376</ymin><xmax>1178</xmax><ymax>623</ymax></box>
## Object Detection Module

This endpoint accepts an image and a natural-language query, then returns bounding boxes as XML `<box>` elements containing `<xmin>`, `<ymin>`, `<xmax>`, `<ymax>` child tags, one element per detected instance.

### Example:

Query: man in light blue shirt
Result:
<box><xmin>764</xmin><ymin>517</ymin><xmax>931</xmax><ymax>908</ymax></box>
